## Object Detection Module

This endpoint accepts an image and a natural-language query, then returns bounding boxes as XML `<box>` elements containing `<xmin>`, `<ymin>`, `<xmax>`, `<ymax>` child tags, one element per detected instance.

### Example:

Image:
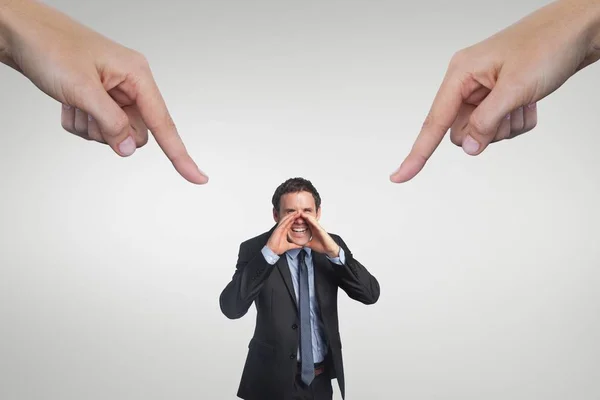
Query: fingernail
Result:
<box><xmin>462</xmin><ymin>135</ymin><xmax>480</xmax><ymax>155</ymax></box>
<box><xmin>118</xmin><ymin>136</ymin><xmax>136</xmax><ymax>156</ymax></box>
<box><xmin>88</xmin><ymin>114</ymin><xmax>94</xmax><ymax>121</ymax></box>
<box><xmin>62</xmin><ymin>104</ymin><xmax>71</xmax><ymax>110</ymax></box>
<box><xmin>505</xmin><ymin>113</ymin><xmax>511</xmax><ymax>119</ymax></box>
<box><xmin>527</xmin><ymin>102</ymin><xmax>536</xmax><ymax>109</ymax></box>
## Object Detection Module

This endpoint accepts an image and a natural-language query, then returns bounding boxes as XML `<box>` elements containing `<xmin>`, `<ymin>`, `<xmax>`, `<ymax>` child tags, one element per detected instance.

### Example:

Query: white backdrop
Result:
<box><xmin>1</xmin><ymin>0</ymin><xmax>599</xmax><ymax>399</ymax></box>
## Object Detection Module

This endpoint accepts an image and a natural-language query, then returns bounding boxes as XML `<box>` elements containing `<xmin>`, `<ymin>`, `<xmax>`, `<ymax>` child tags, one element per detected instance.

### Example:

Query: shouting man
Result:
<box><xmin>219</xmin><ymin>177</ymin><xmax>380</xmax><ymax>400</ymax></box>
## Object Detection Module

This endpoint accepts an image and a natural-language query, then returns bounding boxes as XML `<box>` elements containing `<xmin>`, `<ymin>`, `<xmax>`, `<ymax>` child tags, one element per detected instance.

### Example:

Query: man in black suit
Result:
<box><xmin>220</xmin><ymin>177</ymin><xmax>380</xmax><ymax>400</ymax></box>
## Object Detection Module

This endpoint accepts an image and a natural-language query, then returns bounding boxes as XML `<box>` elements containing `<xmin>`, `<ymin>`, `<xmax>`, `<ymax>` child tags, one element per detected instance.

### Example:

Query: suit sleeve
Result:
<box><xmin>331</xmin><ymin>235</ymin><xmax>380</xmax><ymax>305</ymax></box>
<box><xmin>219</xmin><ymin>242</ymin><xmax>277</xmax><ymax>319</ymax></box>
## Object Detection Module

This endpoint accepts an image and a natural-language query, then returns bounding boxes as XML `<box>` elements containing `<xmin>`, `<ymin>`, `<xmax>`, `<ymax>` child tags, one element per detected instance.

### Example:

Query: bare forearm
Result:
<box><xmin>561</xmin><ymin>0</ymin><xmax>600</xmax><ymax>63</ymax></box>
<box><xmin>586</xmin><ymin>0</ymin><xmax>600</xmax><ymax>54</ymax></box>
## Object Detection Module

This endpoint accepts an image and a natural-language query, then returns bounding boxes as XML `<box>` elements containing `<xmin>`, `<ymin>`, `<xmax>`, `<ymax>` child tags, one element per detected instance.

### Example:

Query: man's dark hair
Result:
<box><xmin>272</xmin><ymin>177</ymin><xmax>321</xmax><ymax>212</ymax></box>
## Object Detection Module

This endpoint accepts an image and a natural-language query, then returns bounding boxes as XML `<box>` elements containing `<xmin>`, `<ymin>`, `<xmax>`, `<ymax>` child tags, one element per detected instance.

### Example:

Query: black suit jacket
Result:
<box><xmin>219</xmin><ymin>226</ymin><xmax>380</xmax><ymax>400</ymax></box>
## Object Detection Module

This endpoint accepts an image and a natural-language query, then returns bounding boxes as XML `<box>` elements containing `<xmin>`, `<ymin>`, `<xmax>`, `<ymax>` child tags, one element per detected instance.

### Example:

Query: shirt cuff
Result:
<box><xmin>326</xmin><ymin>247</ymin><xmax>345</xmax><ymax>265</ymax></box>
<box><xmin>261</xmin><ymin>245</ymin><xmax>280</xmax><ymax>265</ymax></box>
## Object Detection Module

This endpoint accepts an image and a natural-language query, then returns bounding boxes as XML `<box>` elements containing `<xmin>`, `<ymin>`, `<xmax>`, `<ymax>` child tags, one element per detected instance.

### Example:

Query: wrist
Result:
<box><xmin>265</xmin><ymin>243</ymin><xmax>280</xmax><ymax>256</ymax></box>
<box><xmin>326</xmin><ymin>245</ymin><xmax>340</xmax><ymax>258</ymax></box>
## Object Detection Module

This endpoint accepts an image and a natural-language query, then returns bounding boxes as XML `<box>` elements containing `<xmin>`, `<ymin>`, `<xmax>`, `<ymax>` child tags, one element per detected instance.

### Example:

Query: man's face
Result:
<box><xmin>274</xmin><ymin>191</ymin><xmax>321</xmax><ymax>246</ymax></box>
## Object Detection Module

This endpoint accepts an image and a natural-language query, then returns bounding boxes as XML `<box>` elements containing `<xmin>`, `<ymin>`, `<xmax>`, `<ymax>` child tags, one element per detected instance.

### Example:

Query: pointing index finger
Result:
<box><xmin>390</xmin><ymin>73</ymin><xmax>463</xmax><ymax>183</ymax></box>
<box><xmin>134</xmin><ymin>70</ymin><xmax>208</xmax><ymax>185</ymax></box>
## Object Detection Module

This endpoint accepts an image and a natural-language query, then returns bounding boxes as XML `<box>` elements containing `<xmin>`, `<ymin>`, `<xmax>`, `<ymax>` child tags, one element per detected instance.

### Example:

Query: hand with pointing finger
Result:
<box><xmin>391</xmin><ymin>0</ymin><xmax>600</xmax><ymax>183</ymax></box>
<box><xmin>0</xmin><ymin>0</ymin><xmax>207</xmax><ymax>184</ymax></box>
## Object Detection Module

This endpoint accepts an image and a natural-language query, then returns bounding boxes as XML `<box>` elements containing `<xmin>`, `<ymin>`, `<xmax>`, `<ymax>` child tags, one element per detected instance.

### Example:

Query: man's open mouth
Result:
<box><xmin>292</xmin><ymin>227</ymin><xmax>307</xmax><ymax>233</ymax></box>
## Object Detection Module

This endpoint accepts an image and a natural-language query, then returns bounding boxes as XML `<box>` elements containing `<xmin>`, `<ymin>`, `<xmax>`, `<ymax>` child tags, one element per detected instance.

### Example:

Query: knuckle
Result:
<box><xmin>421</xmin><ymin>112</ymin><xmax>440</xmax><ymax>131</ymax></box>
<box><xmin>122</xmin><ymin>52</ymin><xmax>151</xmax><ymax>91</ymax></box>
<box><xmin>448</xmin><ymin>49</ymin><xmax>469</xmax><ymax>71</ymax></box>
<box><xmin>129</xmin><ymin>51</ymin><xmax>151</xmax><ymax>80</ymax></box>
<box><xmin>151</xmin><ymin>112</ymin><xmax>176</xmax><ymax>133</ymax></box>
<box><xmin>130</xmin><ymin>50</ymin><xmax>150</xmax><ymax>69</ymax></box>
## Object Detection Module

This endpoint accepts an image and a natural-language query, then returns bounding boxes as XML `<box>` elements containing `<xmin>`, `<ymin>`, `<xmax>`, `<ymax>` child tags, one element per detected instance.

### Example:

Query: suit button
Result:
<box><xmin>289</xmin><ymin>354</ymin><xmax>295</xmax><ymax>359</ymax></box>
<box><xmin>292</xmin><ymin>324</ymin><xmax>298</xmax><ymax>330</ymax></box>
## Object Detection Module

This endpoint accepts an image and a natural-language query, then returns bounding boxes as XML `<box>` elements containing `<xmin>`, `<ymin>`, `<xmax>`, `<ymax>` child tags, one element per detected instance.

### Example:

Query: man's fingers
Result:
<box><xmin>301</xmin><ymin>213</ymin><xmax>321</xmax><ymax>230</ymax></box>
<box><xmin>284</xmin><ymin>212</ymin><xmax>300</xmax><ymax>228</ymax></box>
<box><xmin>277</xmin><ymin>211</ymin><xmax>299</xmax><ymax>229</ymax></box>
<box><xmin>390</xmin><ymin>74</ymin><xmax>463</xmax><ymax>183</ymax></box>
<box><xmin>133</xmin><ymin>70</ymin><xmax>208</xmax><ymax>184</ymax></box>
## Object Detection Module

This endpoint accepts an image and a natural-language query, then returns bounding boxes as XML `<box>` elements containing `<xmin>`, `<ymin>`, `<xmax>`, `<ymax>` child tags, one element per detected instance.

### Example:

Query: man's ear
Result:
<box><xmin>316</xmin><ymin>207</ymin><xmax>321</xmax><ymax>220</ymax></box>
<box><xmin>273</xmin><ymin>208</ymin><xmax>279</xmax><ymax>223</ymax></box>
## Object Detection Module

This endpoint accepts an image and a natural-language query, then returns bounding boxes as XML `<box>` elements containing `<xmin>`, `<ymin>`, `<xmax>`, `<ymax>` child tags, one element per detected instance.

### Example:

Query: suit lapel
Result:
<box><xmin>276</xmin><ymin>255</ymin><xmax>298</xmax><ymax>310</ymax></box>
<box><xmin>259</xmin><ymin>225</ymin><xmax>299</xmax><ymax>311</ymax></box>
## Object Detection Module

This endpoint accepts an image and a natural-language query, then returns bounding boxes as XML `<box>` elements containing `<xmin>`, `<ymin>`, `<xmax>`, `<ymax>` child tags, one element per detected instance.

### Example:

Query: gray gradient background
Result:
<box><xmin>1</xmin><ymin>0</ymin><xmax>599</xmax><ymax>399</ymax></box>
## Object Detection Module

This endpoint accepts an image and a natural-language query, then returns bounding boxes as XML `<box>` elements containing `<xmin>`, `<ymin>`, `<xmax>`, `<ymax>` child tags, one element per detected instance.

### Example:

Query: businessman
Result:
<box><xmin>219</xmin><ymin>177</ymin><xmax>380</xmax><ymax>400</ymax></box>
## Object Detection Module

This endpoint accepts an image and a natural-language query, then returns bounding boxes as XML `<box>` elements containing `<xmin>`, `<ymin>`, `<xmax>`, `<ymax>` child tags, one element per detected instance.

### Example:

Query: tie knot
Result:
<box><xmin>298</xmin><ymin>248</ymin><xmax>306</xmax><ymax>262</ymax></box>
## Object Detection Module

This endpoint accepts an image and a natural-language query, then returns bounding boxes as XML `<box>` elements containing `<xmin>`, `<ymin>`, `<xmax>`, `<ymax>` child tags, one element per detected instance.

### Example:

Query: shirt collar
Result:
<box><xmin>287</xmin><ymin>247</ymin><xmax>311</xmax><ymax>259</ymax></box>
